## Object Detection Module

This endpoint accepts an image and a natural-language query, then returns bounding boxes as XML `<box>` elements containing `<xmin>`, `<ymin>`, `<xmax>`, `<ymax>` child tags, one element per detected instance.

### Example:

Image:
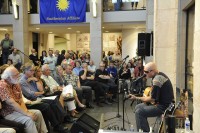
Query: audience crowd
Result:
<box><xmin>0</xmin><ymin>33</ymin><xmax>145</xmax><ymax>133</ymax></box>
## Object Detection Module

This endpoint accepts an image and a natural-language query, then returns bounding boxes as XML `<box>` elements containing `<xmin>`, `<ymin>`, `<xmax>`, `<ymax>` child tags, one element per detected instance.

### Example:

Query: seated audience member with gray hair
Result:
<box><xmin>41</xmin><ymin>64</ymin><xmax>78</xmax><ymax>120</ymax></box>
<box><xmin>0</xmin><ymin>66</ymin><xmax>47</xmax><ymax>133</ymax></box>
<box><xmin>19</xmin><ymin>62</ymin><xmax>70</xmax><ymax>133</ymax></box>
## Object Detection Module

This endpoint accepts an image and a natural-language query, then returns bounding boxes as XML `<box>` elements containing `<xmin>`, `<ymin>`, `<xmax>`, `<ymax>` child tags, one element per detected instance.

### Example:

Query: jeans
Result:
<box><xmin>135</xmin><ymin>103</ymin><xmax>163</xmax><ymax>132</ymax></box>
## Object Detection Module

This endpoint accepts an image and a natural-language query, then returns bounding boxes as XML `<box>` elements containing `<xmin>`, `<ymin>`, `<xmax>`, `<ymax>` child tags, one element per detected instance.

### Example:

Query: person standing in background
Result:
<box><xmin>0</xmin><ymin>33</ymin><xmax>14</xmax><ymax>64</ymax></box>
<box><xmin>40</xmin><ymin>50</ymin><xmax>47</xmax><ymax>65</ymax></box>
<box><xmin>8</xmin><ymin>48</ymin><xmax>21</xmax><ymax>71</ymax></box>
<box><xmin>29</xmin><ymin>48</ymin><xmax>40</xmax><ymax>66</ymax></box>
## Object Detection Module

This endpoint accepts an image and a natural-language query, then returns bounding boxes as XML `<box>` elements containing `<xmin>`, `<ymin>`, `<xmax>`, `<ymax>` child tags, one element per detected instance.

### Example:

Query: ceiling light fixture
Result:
<box><xmin>67</xmin><ymin>28</ymin><xmax>72</xmax><ymax>29</ymax></box>
<box><xmin>92</xmin><ymin>0</ymin><xmax>97</xmax><ymax>18</ymax></box>
<box><xmin>12</xmin><ymin>0</ymin><xmax>19</xmax><ymax>19</ymax></box>
<box><xmin>0</xmin><ymin>28</ymin><xmax>8</xmax><ymax>31</ymax></box>
<box><xmin>36</xmin><ymin>28</ymin><xmax>40</xmax><ymax>30</ymax></box>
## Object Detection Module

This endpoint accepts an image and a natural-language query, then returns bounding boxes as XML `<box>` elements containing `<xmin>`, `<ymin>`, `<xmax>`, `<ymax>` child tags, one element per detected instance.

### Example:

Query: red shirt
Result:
<box><xmin>0</xmin><ymin>80</ymin><xmax>22</xmax><ymax>117</ymax></box>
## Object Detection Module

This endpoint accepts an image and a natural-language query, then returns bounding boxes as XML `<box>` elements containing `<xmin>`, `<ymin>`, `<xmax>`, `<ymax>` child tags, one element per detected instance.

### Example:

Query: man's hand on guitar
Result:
<box><xmin>128</xmin><ymin>94</ymin><xmax>136</xmax><ymax>101</ymax></box>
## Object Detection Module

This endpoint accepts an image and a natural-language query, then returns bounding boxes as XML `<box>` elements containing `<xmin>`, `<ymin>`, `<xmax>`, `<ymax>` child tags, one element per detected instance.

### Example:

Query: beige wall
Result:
<box><xmin>193</xmin><ymin>0</ymin><xmax>200</xmax><ymax>132</ymax></box>
<box><xmin>154</xmin><ymin>0</ymin><xmax>178</xmax><ymax>98</ymax></box>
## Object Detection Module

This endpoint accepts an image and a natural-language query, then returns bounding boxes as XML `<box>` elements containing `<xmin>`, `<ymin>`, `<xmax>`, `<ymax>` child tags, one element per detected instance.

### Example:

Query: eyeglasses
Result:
<box><xmin>11</xmin><ymin>73</ymin><xmax>20</xmax><ymax>77</ymax></box>
<box><xmin>29</xmin><ymin>69</ymin><xmax>35</xmax><ymax>72</ymax></box>
<box><xmin>144</xmin><ymin>70</ymin><xmax>153</xmax><ymax>74</ymax></box>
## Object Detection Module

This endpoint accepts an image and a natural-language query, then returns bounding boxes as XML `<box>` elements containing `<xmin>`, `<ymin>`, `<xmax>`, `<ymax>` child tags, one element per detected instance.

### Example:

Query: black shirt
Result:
<box><xmin>151</xmin><ymin>72</ymin><xmax>174</xmax><ymax>111</ymax></box>
<box><xmin>29</xmin><ymin>54</ymin><xmax>39</xmax><ymax>66</ymax></box>
<box><xmin>95</xmin><ymin>69</ymin><xmax>109</xmax><ymax>83</ymax></box>
<box><xmin>79</xmin><ymin>70</ymin><xmax>94</xmax><ymax>85</ymax></box>
<box><xmin>119</xmin><ymin>68</ymin><xmax>131</xmax><ymax>79</ymax></box>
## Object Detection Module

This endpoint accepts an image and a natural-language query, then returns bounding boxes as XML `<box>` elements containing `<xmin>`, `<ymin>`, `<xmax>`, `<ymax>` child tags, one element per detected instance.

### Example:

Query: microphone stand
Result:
<box><xmin>104</xmin><ymin>58</ymin><xmax>130</xmax><ymax>128</ymax></box>
<box><xmin>17</xmin><ymin>49</ymin><xmax>31</xmax><ymax>60</ymax></box>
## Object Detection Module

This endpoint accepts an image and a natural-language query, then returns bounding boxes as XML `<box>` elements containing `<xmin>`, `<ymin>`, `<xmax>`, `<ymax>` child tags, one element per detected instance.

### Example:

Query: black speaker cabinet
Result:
<box><xmin>138</xmin><ymin>33</ymin><xmax>151</xmax><ymax>56</ymax></box>
<box><xmin>70</xmin><ymin>113</ymin><xmax>100</xmax><ymax>133</ymax></box>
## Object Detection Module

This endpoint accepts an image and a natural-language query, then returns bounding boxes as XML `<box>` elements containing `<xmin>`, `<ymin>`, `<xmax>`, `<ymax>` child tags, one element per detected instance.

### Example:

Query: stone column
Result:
<box><xmin>154</xmin><ymin>0</ymin><xmax>178</xmax><ymax>97</ymax></box>
<box><xmin>193</xmin><ymin>0</ymin><xmax>200</xmax><ymax>132</ymax></box>
<box><xmin>145</xmin><ymin>0</ymin><xmax>154</xmax><ymax>63</ymax></box>
<box><xmin>90</xmin><ymin>0</ymin><xmax>103</xmax><ymax>66</ymax></box>
<box><xmin>13</xmin><ymin>0</ymin><xmax>29</xmax><ymax>63</ymax></box>
<box><xmin>47</xmin><ymin>34</ymin><xmax>55</xmax><ymax>51</ymax></box>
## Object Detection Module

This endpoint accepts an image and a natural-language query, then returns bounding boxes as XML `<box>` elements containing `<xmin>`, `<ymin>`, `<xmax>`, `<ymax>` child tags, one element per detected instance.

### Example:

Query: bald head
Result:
<box><xmin>144</xmin><ymin>62</ymin><xmax>157</xmax><ymax>72</ymax></box>
<box><xmin>144</xmin><ymin>62</ymin><xmax>158</xmax><ymax>78</ymax></box>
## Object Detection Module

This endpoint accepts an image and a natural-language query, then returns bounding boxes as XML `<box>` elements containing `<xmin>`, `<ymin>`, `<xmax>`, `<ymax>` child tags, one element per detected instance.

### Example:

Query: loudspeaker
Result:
<box><xmin>138</xmin><ymin>33</ymin><xmax>151</xmax><ymax>56</ymax></box>
<box><xmin>70</xmin><ymin>113</ymin><xmax>100</xmax><ymax>133</ymax></box>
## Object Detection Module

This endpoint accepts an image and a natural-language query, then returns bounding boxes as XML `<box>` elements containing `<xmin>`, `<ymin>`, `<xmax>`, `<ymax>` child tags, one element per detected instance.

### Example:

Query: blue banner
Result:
<box><xmin>40</xmin><ymin>0</ymin><xmax>86</xmax><ymax>23</ymax></box>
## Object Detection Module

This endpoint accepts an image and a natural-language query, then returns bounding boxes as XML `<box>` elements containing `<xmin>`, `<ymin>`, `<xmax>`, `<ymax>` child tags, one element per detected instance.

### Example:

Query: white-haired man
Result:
<box><xmin>0</xmin><ymin>66</ymin><xmax>47</xmax><ymax>133</ymax></box>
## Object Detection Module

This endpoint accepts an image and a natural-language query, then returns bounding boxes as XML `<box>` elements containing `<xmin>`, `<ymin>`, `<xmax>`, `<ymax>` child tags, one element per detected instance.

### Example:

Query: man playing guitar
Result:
<box><xmin>129</xmin><ymin>62</ymin><xmax>174</xmax><ymax>132</ymax></box>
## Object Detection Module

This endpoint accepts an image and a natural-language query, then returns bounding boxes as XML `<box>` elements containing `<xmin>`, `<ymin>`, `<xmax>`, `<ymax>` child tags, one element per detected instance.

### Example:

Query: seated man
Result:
<box><xmin>0</xmin><ymin>128</ymin><xmax>16</xmax><ymax>133</ymax></box>
<box><xmin>0</xmin><ymin>66</ymin><xmax>47</xmax><ymax>133</ymax></box>
<box><xmin>79</xmin><ymin>62</ymin><xmax>108</xmax><ymax>107</ymax></box>
<box><xmin>88</xmin><ymin>60</ymin><xmax>96</xmax><ymax>74</ymax></box>
<box><xmin>19</xmin><ymin>62</ymin><xmax>71</xmax><ymax>133</ymax></box>
<box><xmin>129</xmin><ymin>62</ymin><xmax>174</xmax><ymax>132</ymax></box>
<box><xmin>41</xmin><ymin>64</ymin><xmax>81</xmax><ymax>110</ymax></box>
<box><xmin>95</xmin><ymin>61</ymin><xmax>118</xmax><ymax>102</ymax></box>
<box><xmin>63</xmin><ymin>64</ymin><xmax>93</xmax><ymax>108</ymax></box>
<box><xmin>72</xmin><ymin>61</ymin><xmax>83</xmax><ymax>76</ymax></box>
<box><xmin>0</xmin><ymin>101</ymin><xmax>24</xmax><ymax>133</ymax></box>
<box><xmin>107</xmin><ymin>61</ymin><xmax>118</xmax><ymax>80</ymax></box>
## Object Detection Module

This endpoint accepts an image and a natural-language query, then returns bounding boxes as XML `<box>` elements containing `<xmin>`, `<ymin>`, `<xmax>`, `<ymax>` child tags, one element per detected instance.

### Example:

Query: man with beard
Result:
<box><xmin>0</xmin><ymin>66</ymin><xmax>47</xmax><ymax>133</ymax></box>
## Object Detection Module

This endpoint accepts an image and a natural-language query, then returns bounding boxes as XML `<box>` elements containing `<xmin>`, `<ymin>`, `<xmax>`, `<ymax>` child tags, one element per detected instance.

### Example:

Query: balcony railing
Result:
<box><xmin>0</xmin><ymin>0</ymin><xmax>13</xmax><ymax>14</ymax></box>
<box><xmin>0</xmin><ymin>0</ymin><xmax>146</xmax><ymax>15</ymax></box>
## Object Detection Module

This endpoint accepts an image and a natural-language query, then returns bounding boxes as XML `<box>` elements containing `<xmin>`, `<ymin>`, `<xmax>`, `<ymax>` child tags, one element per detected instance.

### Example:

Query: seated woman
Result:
<box><xmin>118</xmin><ymin>63</ymin><xmax>131</xmax><ymax>93</ymax></box>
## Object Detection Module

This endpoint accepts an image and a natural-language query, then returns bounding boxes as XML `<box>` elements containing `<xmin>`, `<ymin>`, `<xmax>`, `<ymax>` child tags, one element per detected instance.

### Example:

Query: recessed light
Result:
<box><xmin>76</xmin><ymin>31</ymin><xmax>80</xmax><ymax>33</ymax></box>
<box><xmin>36</xmin><ymin>28</ymin><xmax>40</xmax><ymax>30</ymax></box>
<box><xmin>102</xmin><ymin>27</ymin><xmax>104</xmax><ymax>29</ymax></box>
<box><xmin>49</xmin><ymin>32</ymin><xmax>53</xmax><ymax>34</ymax></box>
<box><xmin>0</xmin><ymin>28</ymin><xmax>8</xmax><ymax>31</ymax></box>
<box><xmin>105</xmin><ymin>31</ymin><xmax>109</xmax><ymax>33</ymax></box>
<box><xmin>67</xmin><ymin>28</ymin><xmax>71</xmax><ymax>29</ymax></box>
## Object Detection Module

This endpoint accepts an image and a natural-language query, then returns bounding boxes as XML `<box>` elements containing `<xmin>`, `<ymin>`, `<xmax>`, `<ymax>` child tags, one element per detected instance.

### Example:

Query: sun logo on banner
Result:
<box><xmin>56</xmin><ymin>0</ymin><xmax>69</xmax><ymax>11</ymax></box>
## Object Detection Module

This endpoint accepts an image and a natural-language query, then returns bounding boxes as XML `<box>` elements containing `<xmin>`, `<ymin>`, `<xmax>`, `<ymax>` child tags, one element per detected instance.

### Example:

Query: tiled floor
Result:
<box><xmin>64</xmin><ymin>94</ymin><xmax>157</xmax><ymax>133</ymax></box>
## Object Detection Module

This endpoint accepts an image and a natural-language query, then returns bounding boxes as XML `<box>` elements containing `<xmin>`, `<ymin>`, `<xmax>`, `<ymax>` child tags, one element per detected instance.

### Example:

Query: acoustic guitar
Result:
<box><xmin>158</xmin><ymin>90</ymin><xmax>188</xmax><ymax>133</ymax></box>
<box><xmin>158</xmin><ymin>102</ymin><xmax>175</xmax><ymax>133</ymax></box>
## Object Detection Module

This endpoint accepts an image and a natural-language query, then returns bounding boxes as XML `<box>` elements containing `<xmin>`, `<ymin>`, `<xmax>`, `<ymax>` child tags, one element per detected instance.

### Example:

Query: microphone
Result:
<box><xmin>134</xmin><ymin>74</ymin><xmax>146</xmax><ymax>82</ymax></box>
<box><xmin>122</xmin><ymin>55</ymin><xmax>129</xmax><ymax>60</ymax></box>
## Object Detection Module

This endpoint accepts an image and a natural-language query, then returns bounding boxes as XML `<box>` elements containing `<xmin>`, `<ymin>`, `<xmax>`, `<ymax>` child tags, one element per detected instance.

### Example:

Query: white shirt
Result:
<box><xmin>41</xmin><ymin>74</ymin><xmax>59</xmax><ymax>93</ymax></box>
<box><xmin>44</xmin><ymin>55</ymin><xmax>57</xmax><ymax>71</ymax></box>
<box><xmin>88</xmin><ymin>65</ymin><xmax>96</xmax><ymax>73</ymax></box>
<box><xmin>8</xmin><ymin>53</ymin><xmax>21</xmax><ymax>65</ymax></box>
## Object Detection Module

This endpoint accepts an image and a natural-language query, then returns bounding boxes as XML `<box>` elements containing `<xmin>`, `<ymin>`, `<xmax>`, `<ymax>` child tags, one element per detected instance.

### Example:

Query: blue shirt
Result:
<box><xmin>73</xmin><ymin>67</ymin><xmax>83</xmax><ymax>76</ymax></box>
<box><xmin>19</xmin><ymin>74</ymin><xmax>42</xmax><ymax>100</ymax></box>
<box><xmin>107</xmin><ymin>67</ymin><xmax>118</xmax><ymax>78</ymax></box>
